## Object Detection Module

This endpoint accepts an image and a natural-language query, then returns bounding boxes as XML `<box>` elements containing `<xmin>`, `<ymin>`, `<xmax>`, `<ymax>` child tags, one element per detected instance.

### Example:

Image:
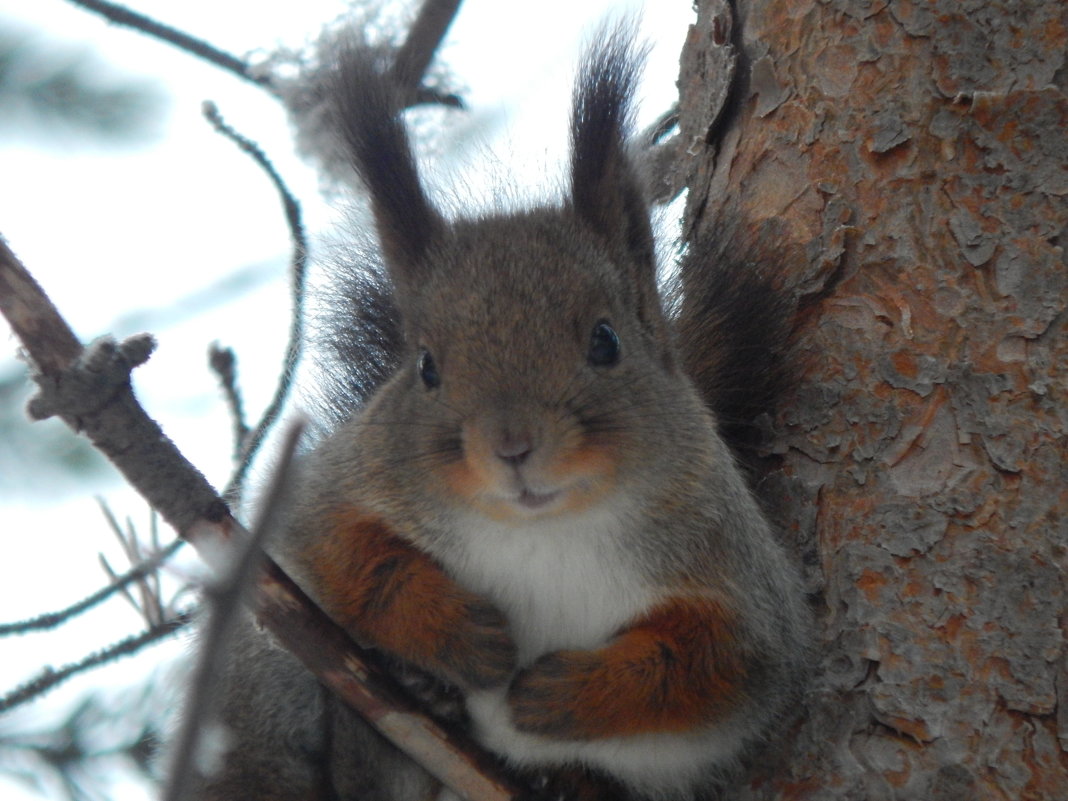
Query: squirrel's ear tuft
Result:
<box><xmin>569</xmin><ymin>25</ymin><xmax>653</xmax><ymax>269</ymax></box>
<box><xmin>332</xmin><ymin>43</ymin><xmax>443</xmax><ymax>289</ymax></box>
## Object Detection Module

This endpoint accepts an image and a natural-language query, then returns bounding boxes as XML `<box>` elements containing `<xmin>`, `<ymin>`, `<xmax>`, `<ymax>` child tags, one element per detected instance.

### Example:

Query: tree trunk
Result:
<box><xmin>677</xmin><ymin>0</ymin><xmax>1068</xmax><ymax>798</ymax></box>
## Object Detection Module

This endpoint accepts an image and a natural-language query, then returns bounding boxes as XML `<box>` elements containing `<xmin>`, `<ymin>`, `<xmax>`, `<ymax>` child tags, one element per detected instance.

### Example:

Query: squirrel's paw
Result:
<box><xmin>436</xmin><ymin>597</ymin><xmax>517</xmax><ymax>689</ymax></box>
<box><xmin>507</xmin><ymin>650</ymin><xmax>603</xmax><ymax>739</ymax></box>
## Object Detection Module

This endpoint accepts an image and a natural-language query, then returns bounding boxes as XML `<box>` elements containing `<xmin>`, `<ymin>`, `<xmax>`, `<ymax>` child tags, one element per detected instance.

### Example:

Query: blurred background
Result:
<box><xmin>0</xmin><ymin>1</ymin><xmax>692</xmax><ymax>798</ymax></box>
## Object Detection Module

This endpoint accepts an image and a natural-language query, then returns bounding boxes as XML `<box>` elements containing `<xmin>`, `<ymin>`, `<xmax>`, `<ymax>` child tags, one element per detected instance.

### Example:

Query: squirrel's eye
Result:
<box><xmin>418</xmin><ymin>349</ymin><xmax>441</xmax><ymax>389</ymax></box>
<box><xmin>587</xmin><ymin>321</ymin><xmax>620</xmax><ymax>367</ymax></box>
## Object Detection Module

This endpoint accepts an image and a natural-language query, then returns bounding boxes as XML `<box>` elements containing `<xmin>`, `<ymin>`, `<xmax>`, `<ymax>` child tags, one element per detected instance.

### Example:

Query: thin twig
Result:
<box><xmin>98</xmin><ymin>501</ymin><xmax>172</xmax><ymax>627</ymax></box>
<box><xmin>164</xmin><ymin>420</ymin><xmax>305</xmax><ymax>801</ymax></box>
<box><xmin>64</xmin><ymin>0</ymin><xmax>273</xmax><ymax>90</ymax></box>
<box><xmin>391</xmin><ymin>0</ymin><xmax>464</xmax><ymax>97</ymax></box>
<box><xmin>100</xmin><ymin>553</ymin><xmax>152</xmax><ymax>624</ymax></box>
<box><xmin>0</xmin><ymin>540</ymin><xmax>182</xmax><ymax>637</ymax></box>
<box><xmin>201</xmin><ymin>102</ymin><xmax>308</xmax><ymax>504</ymax></box>
<box><xmin>208</xmin><ymin>343</ymin><xmax>250</xmax><ymax>465</ymax></box>
<box><xmin>0</xmin><ymin>612</ymin><xmax>194</xmax><ymax>714</ymax></box>
<box><xmin>163</xmin><ymin>421</ymin><xmax>303</xmax><ymax>801</ymax></box>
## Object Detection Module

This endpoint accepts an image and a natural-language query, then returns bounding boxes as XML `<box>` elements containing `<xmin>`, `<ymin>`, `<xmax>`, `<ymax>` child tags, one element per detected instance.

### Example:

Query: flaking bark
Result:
<box><xmin>677</xmin><ymin>0</ymin><xmax>1068</xmax><ymax>798</ymax></box>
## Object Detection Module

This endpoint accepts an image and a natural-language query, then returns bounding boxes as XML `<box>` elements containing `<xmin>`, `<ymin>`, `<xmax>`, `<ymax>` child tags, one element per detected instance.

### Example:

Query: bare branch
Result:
<box><xmin>391</xmin><ymin>0</ymin><xmax>464</xmax><ymax>97</ymax></box>
<box><xmin>201</xmin><ymin>101</ymin><xmax>308</xmax><ymax>504</ymax></box>
<box><xmin>64</xmin><ymin>0</ymin><xmax>273</xmax><ymax>90</ymax></box>
<box><xmin>411</xmin><ymin>85</ymin><xmax>464</xmax><ymax>108</ymax></box>
<box><xmin>98</xmin><ymin>502</ymin><xmax>172</xmax><ymax>627</ymax></box>
<box><xmin>0</xmin><ymin>238</ymin><xmax>83</xmax><ymax>374</ymax></box>
<box><xmin>0</xmin><ymin>540</ymin><xmax>182</xmax><ymax>637</ymax></box>
<box><xmin>0</xmin><ymin>235</ymin><xmax>229</xmax><ymax>534</ymax></box>
<box><xmin>250</xmin><ymin>556</ymin><xmax>524</xmax><ymax>801</ymax></box>
<box><xmin>207</xmin><ymin>343</ymin><xmax>250</xmax><ymax>464</ymax></box>
<box><xmin>0</xmin><ymin>612</ymin><xmax>194</xmax><ymax>713</ymax></box>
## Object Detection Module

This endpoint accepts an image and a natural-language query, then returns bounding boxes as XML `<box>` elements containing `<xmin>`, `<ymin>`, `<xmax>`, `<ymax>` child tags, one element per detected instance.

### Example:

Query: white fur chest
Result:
<box><xmin>440</xmin><ymin>504</ymin><xmax>654</xmax><ymax>664</ymax></box>
<box><xmin>433</xmin><ymin>505</ymin><xmax>755</xmax><ymax>798</ymax></box>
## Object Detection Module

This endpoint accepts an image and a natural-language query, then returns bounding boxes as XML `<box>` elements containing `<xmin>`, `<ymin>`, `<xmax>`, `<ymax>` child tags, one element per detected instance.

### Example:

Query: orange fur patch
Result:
<box><xmin>553</xmin><ymin>442</ymin><xmax>618</xmax><ymax>514</ymax></box>
<box><xmin>442</xmin><ymin>457</ymin><xmax>488</xmax><ymax>506</ymax></box>
<box><xmin>306</xmin><ymin>508</ymin><xmax>515</xmax><ymax>688</ymax></box>
<box><xmin>509</xmin><ymin>596</ymin><xmax>750</xmax><ymax>739</ymax></box>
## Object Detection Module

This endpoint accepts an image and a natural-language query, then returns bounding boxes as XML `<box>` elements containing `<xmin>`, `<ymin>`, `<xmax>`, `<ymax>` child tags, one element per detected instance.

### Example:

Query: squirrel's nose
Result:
<box><xmin>495</xmin><ymin>433</ymin><xmax>534</xmax><ymax>466</ymax></box>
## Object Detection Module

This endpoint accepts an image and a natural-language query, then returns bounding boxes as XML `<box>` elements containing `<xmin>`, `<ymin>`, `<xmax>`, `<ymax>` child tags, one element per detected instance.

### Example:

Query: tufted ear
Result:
<box><xmin>569</xmin><ymin>27</ymin><xmax>654</xmax><ymax>273</ymax></box>
<box><xmin>333</xmin><ymin>45</ymin><xmax>444</xmax><ymax>297</ymax></box>
<box><xmin>570</xmin><ymin>27</ymin><xmax>672</xmax><ymax>362</ymax></box>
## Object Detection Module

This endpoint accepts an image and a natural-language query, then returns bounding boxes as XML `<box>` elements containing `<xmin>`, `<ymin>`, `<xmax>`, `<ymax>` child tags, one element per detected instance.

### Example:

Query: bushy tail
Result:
<box><xmin>673</xmin><ymin>242</ymin><xmax>795</xmax><ymax>466</ymax></box>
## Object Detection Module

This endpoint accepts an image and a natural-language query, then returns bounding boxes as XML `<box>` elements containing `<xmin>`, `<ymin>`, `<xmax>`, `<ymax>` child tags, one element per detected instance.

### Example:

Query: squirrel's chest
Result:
<box><xmin>441</xmin><ymin>508</ymin><xmax>654</xmax><ymax>664</ymax></box>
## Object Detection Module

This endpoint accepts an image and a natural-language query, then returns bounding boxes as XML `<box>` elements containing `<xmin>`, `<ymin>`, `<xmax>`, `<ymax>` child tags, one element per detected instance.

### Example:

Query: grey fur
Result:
<box><xmin>190</xmin><ymin>25</ymin><xmax>811</xmax><ymax>801</ymax></box>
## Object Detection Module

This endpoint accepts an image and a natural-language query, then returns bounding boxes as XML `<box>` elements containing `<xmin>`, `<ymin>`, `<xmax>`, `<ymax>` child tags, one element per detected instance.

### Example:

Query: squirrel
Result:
<box><xmin>193</xmin><ymin>25</ymin><xmax>812</xmax><ymax>801</ymax></box>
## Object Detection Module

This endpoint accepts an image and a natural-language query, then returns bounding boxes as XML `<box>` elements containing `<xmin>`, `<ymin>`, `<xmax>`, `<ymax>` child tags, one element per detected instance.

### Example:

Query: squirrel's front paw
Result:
<box><xmin>507</xmin><ymin>650</ymin><xmax>600</xmax><ymax>739</ymax></box>
<box><xmin>438</xmin><ymin>597</ymin><xmax>517</xmax><ymax>689</ymax></box>
<box><xmin>308</xmin><ymin>510</ymin><xmax>517</xmax><ymax>690</ymax></box>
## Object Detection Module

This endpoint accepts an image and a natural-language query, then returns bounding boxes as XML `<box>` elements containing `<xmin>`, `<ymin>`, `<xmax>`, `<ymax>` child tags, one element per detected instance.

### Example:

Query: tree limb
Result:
<box><xmin>0</xmin><ymin>234</ymin><xmax>526</xmax><ymax>800</ymax></box>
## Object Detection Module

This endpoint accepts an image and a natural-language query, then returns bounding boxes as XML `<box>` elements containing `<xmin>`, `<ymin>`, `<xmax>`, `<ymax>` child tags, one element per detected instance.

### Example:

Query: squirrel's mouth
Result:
<box><xmin>514</xmin><ymin>488</ymin><xmax>561</xmax><ymax>511</ymax></box>
<box><xmin>470</xmin><ymin>475</ymin><xmax>611</xmax><ymax>521</ymax></box>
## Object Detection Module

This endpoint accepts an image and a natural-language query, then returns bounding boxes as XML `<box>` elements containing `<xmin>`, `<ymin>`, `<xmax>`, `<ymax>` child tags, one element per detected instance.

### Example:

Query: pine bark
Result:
<box><xmin>677</xmin><ymin>1</ymin><xmax>1068</xmax><ymax>798</ymax></box>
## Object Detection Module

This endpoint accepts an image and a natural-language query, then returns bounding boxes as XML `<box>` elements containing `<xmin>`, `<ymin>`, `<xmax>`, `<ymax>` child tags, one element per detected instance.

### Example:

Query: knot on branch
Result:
<box><xmin>28</xmin><ymin>333</ymin><xmax>156</xmax><ymax>422</ymax></box>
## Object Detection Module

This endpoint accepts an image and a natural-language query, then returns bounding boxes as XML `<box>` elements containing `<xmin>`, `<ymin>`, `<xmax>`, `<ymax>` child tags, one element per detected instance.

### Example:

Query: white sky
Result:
<box><xmin>0</xmin><ymin>1</ymin><xmax>694</xmax><ymax>798</ymax></box>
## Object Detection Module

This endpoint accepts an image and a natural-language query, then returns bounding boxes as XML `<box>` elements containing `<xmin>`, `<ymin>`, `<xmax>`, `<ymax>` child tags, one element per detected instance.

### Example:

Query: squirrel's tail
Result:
<box><xmin>673</xmin><ymin>240</ymin><xmax>795</xmax><ymax>466</ymax></box>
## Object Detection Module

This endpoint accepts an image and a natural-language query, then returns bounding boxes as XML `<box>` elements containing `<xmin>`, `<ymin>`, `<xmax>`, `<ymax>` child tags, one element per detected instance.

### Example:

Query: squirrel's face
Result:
<box><xmin>340</xmin><ymin>32</ymin><xmax>704</xmax><ymax>526</ymax></box>
<box><xmin>386</xmin><ymin>213</ymin><xmax>680</xmax><ymax>524</ymax></box>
